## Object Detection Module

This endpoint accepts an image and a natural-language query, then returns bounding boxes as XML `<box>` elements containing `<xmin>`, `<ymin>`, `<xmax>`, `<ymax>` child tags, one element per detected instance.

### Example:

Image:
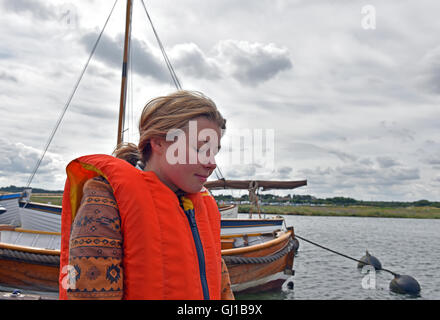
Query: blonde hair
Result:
<box><xmin>113</xmin><ymin>90</ymin><xmax>226</xmax><ymax>167</ymax></box>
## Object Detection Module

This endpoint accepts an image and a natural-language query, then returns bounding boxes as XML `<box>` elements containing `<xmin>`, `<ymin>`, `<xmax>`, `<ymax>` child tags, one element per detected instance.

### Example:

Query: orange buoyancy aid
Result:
<box><xmin>59</xmin><ymin>154</ymin><xmax>222</xmax><ymax>300</ymax></box>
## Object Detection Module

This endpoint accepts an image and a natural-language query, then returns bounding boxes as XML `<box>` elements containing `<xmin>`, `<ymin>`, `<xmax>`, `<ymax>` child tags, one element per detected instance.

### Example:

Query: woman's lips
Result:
<box><xmin>195</xmin><ymin>174</ymin><xmax>208</xmax><ymax>183</ymax></box>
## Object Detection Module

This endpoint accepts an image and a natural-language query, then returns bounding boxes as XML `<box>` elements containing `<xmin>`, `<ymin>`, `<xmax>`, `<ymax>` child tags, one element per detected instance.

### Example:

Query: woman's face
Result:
<box><xmin>151</xmin><ymin>117</ymin><xmax>222</xmax><ymax>194</ymax></box>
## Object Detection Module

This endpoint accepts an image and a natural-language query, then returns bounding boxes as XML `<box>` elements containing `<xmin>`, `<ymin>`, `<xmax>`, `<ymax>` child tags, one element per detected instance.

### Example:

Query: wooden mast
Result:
<box><xmin>117</xmin><ymin>0</ymin><xmax>133</xmax><ymax>147</ymax></box>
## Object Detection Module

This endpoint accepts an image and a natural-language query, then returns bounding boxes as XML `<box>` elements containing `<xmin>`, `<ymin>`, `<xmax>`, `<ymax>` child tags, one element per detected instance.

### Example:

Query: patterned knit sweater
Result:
<box><xmin>67</xmin><ymin>176</ymin><xmax>234</xmax><ymax>300</ymax></box>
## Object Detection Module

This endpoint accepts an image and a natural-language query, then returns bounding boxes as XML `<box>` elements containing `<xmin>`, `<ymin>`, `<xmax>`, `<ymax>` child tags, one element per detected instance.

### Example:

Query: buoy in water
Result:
<box><xmin>357</xmin><ymin>250</ymin><xmax>382</xmax><ymax>270</ymax></box>
<box><xmin>292</xmin><ymin>238</ymin><xmax>299</xmax><ymax>255</ymax></box>
<box><xmin>390</xmin><ymin>274</ymin><xmax>421</xmax><ymax>295</ymax></box>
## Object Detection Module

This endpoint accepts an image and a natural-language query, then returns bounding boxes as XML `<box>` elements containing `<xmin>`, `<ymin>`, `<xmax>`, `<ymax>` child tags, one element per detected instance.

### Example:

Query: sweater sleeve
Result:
<box><xmin>220</xmin><ymin>258</ymin><xmax>235</xmax><ymax>300</ymax></box>
<box><xmin>67</xmin><ymin>176</ymin><xmax>124</xmax><ymax>300</ymax></box>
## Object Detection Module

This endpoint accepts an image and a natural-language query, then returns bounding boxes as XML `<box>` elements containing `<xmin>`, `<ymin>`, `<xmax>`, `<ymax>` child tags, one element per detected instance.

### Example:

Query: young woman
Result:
<box><xmin>59</xmin><ymin>91</ymin><xmax>234</xmax><ymax>300</ymax></box>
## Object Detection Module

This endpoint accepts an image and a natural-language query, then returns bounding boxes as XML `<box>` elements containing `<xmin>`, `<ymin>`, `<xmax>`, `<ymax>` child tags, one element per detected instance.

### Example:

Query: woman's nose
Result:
<box><xmin>202</xmin><ymin>155</ymin><xmax>217</xmax><ymax>170</ymax></box>
<box><xmin>203</xmin><ymin>160</ymin><xmax>217</xmax><ymax>170</ymax></box>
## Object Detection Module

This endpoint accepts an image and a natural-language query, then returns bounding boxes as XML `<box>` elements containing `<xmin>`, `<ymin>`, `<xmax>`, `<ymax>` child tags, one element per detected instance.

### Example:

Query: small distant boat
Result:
<box><xmin>18</xmin><ymin>201</ymin><xmax>61</xmax><ymax>233</ymax></box>
<box><xmin>0</xmin><ymin>191</ymin><xmax>61</xmax><ymax>233</ymax></box>
<box><xmin>0</xmin><ymin>193</ymin><xmax>21</xmax><ymax>226</ymax></box>
<box><xmin>221</xmin><ymin>217</ymin><xmax>284</xmax><ymax>237</ymax></box>
<box><xmin>218</xmin><ymin>203</ymin><xmax>238</xmax><ymax>218</ymax></box>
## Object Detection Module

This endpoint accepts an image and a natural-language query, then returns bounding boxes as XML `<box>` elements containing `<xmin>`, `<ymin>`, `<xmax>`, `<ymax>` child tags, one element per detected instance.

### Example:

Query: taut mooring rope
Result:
<box><xmin>294</xmin><ymin>234</ymin><xmax>398</xmax><ymax>276</ymax></box>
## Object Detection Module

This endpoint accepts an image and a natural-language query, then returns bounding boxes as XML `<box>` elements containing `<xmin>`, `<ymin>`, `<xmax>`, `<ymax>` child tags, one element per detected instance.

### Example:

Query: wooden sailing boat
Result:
<box><xmin>0</xmin><ymin>0</ymin><xmax>306</xmax><ymax>295</ymax></box>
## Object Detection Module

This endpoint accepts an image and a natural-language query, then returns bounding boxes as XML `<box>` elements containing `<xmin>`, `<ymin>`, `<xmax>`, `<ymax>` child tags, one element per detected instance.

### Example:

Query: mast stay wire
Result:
<box><xmin>140</xmin><ymin>0</ymin><xmax>225</xmax><ymax>181</ymax></box>
<box><xmin>25</xmin><ymin>0</ymin><xmax>119</xmax><ymax>191</ymax></box>
<box><xmin>140</xmin><ymin>0</ymin><xmax>182</xmax><ymax>90</ymax></box>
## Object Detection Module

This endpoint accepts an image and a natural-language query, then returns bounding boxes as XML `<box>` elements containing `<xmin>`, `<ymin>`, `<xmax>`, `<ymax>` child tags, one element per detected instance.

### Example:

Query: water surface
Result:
<box><xmin>237</xmin><ymin>214</ymin><xmax>440</xmax><ymax>300</ymax></box>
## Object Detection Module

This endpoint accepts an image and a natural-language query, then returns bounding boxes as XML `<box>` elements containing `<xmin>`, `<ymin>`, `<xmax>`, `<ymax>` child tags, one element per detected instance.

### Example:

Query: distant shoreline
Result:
<box><xmin>238</xmin><ymin>204</ymin><xmax>440</xmax><ymax>219</ymax></box>
<box><xmin>27</xmin><ymin>195</ymin><xmax>440</xmax><ymax>219</ymax></box>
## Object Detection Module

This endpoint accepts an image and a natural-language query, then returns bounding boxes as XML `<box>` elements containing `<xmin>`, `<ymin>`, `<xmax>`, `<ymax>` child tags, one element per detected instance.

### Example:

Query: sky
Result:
<box><xmin>0</xmin><ymin>0</ymin><xmax>439</xmax><ymax>201</ymax></box>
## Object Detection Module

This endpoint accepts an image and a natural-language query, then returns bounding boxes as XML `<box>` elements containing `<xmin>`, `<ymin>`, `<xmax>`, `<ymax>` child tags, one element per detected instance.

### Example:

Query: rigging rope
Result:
<box><xmin>25</xmin><ymin>0</ymin><xmax>119</xmax><ymax>190</ymax></box>
<box><xmin>140</xmin><ymin>0</ymin><xmax>229</xmax><ymax>181</ymax></box>
<box><xmin>140</xmin><ymin>0</ymin><xmax>182</xmax><ymax>90</ymax></box>
<box><xmin>294</xmin><ymin>233</ymin><xmax>398</xmax><ymax>276</ymax></box>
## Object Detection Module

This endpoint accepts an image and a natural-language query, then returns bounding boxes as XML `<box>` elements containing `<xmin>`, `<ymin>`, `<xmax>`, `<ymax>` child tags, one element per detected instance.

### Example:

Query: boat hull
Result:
<box><xmin>0</xmin><ymin>228</ymin><xmax>296</xmax><ymax>296</ymax></box>
<box><xmin>222</xmin><ymin>228</ymin><xmax>295</xmax><ymax>293</ymax></box>
<box><xmin>0</xmin><ymin>257</ymin><xmax>59</xmax><ymax>292</ymax></box>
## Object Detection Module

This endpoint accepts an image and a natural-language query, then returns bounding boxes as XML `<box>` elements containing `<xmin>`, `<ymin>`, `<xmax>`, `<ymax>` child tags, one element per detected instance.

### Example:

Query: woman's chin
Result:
<box><xmin>180</xmin><ymin>183</ymin><xmax>204</xmax><ymax>194</ymax></box>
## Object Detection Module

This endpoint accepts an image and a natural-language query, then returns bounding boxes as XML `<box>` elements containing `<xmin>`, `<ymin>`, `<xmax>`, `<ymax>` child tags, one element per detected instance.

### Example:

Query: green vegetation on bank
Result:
<box><xmin>215</xmin><ymin>193</ymin><xmax>440</xmax><ymax>208</ymax></box>
<box><xmin>0</xmin><ymin>185</ymin><xmax>63</xmax><ymax>194</ymax></box>
<box><xmin>238</xmin><ymin>205</ymin><xmax>440</xmax><ymax>219</ymax></box>
<box><xmin>30</xmin><ymin>195</ymin><xmax>63</xmax><ymax>206</ymax></box>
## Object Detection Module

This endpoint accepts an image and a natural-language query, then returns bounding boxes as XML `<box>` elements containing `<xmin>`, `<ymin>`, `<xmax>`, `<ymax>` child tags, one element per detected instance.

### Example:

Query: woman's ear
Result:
<box><xmin>150</xmin><ymin>137</ymin><xmax>166</xmax><ymax>155</ymax></box>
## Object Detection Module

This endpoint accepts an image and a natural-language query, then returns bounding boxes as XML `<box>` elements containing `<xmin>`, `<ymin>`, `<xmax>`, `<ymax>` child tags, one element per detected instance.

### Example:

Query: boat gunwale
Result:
<box><xmin>19</xmin><ymin>201</ymin><xmax>62</xmax><ymax>215</ymax></box>
<box><xmin>0</xmin><ymin>242</ymin><xmax>60</xmax><ymax>255</ymax></box>
<box><xmin>221</xmin><ymin>231</ymin><xmax>281</xmax><ymax>239</ymax></box>
<box><xmin>0</xmin><ymin>224</ymin><xmax>61</xmax><ymax>236</ymax></box>
<box><xmin>221</xmin><ymin>228</ymin><xmax>293</xmax><ymax>256</ymax></box>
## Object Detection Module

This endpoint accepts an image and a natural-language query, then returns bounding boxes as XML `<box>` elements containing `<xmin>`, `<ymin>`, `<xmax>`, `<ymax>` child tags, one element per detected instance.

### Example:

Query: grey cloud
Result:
<box><xmin>214</xmin><ymin>40</ymin><xmax>292</xmax><ymax>86</ymax></box>
<box><xmin>379</xmin><ymin>121</ymin><xmax>415</xmax><ymax>142</ymax></box>
<box><xmin>376</xmin><ymin>156</ymin><xmax>400</xmax><ymax>168</ymax></box>
<box><xmin>336</xmin><ymin>165</ymin><xmax>376</xmax><ymax>178</ymax></box>
<box><xmin>80</xmin><ymin>32</ymin><xmax>169</xmax><ymax>83</ymax></box>
<box><xmin>417</xmin><ymin>46</ymin><xmax>440</xmax><ymax>94</ymax></box>
<box><xmin>282</xmin><ymin>142</ymin><xmax>357</xmax><ymax>163</ymax></box>
<box><xmin>299</xmin><ymin>162</ymin><xmax>420</xmax><ymax>198</ymax></box>
<box><xmin>277</xmin><ymin>166</ymin><xmax>293</xmax><ymax>179</ymax></box>
<box><xmin>424</xmin><ymin>155</ymin><xmax>440</xmax><ymax>165</ymax></box>
<box><xmin>1</xmin><ymin>0</ymin><xmax>56</xmax><ymax>20</ymax></box>
<box><xmin>0</xmin><ymin>138</ymin><xmax>58</xmax><ymax>176</ymax></box>
<box><xmin>379</xmin><ymin>168</ymin><xmax>420</xmax><ymax>184</ymax></box>
<box><xmin>80</xmin><ymin>34</ymin><xmax>292</xmax><ymax>86</ymax></box>
<box><xmin>299</xmin><ymin>166</ymin><xmax>333</xmax><ymax>177</ymax></box>
<box><xmin>71</xmin><ymin>100</ymin><xmax>117</xmax><ymax>120</ymax></box>
<box><xmin>225</xmin><ymin>165</ymin><xmax>257</xmax><ymax>179</ymax></box>
<box><xmin>0</xmin><ymin>71</ymin><xmax>17</xmax><ymax>82</ymax></box>
<box><xmin>81</xmin><ymin>32</ymin><xmax>122</xmax><ymax>67</ymax></box>
<box><xmin>171</xmin><ymin>43</ymin><xmax>221</xmax><ymax>80</ymax></box>
<box><xmin>359</xmin><ymin>158</ymin><xmax>374</xmax><ymax>166</ymax></box>
<box><xmin>328</xmin><ymin>149</ymin><xmax>357</xmax><ymax>163</ymax></box>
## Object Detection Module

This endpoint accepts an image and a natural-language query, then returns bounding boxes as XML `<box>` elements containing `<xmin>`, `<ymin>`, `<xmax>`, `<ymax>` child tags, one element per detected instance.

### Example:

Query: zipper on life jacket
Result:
<box><xmin>184</xmin><ymin>209</ymin><xmax>210</xmax><ymax>300</ymax></box>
